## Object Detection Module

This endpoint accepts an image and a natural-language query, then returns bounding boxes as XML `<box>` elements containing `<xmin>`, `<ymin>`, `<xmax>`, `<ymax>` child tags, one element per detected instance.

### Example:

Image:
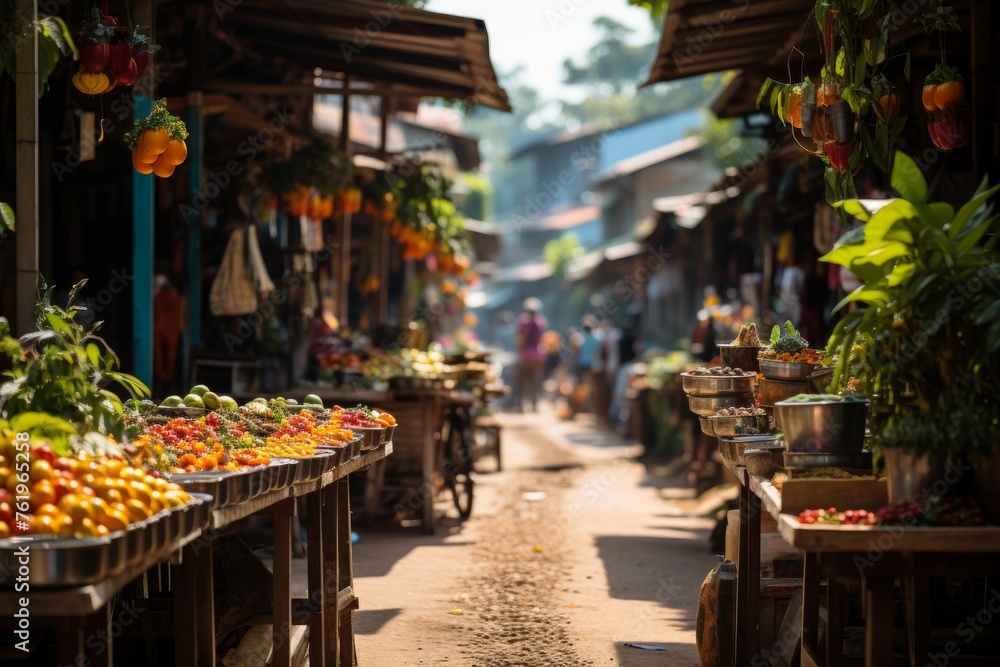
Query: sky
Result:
<box><xmin>427</xmin><ymin>0</ymin><xmax>659</xmax><ymax>104</ymax></box>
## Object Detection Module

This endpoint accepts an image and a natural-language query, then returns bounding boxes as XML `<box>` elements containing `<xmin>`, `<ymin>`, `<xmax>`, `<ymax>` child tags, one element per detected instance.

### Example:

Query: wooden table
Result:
<box><xmin>0</xmin><ymin>443</ymin><xmax>392</xmax><ymax>667</ymax></box>
<box><xmin>778</xmin><ymin>515</ymin><xmax>1000</xmax><ymax>667</ymax></box>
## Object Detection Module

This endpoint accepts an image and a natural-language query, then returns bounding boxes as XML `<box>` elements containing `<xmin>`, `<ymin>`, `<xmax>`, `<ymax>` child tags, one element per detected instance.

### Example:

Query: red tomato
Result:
<box><xmin>30</xmin><ymin>444</ymin><xmax>55</xmax><ymax>465</ymax></box>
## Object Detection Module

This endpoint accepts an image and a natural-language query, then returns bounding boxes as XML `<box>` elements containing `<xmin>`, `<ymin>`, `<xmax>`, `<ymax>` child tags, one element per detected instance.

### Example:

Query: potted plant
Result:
<box><xmin>821</xmin><ymin>151</ymin><xmax>999</xmax><ymax>503</ymax></box>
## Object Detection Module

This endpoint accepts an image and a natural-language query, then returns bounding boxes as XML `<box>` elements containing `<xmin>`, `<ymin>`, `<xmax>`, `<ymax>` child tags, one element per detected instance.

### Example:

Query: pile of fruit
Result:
<box><xmin>797</xmin><ymin>507</ymin><xmax>878</xmax><ymax>526</ymax></box>
<box><xmin>133</xmin><ymin>388</ymin><xmax>393</xmax><ymax>473</ymax></box>
<box><xmin>0</xmin><ymin>437</ymin><xmax>191</xmax><ymax>538</ymax></box>
<box><xmin>876</xmin><ymin>496</ymin><xmax>986</xmax><ymax>527</ymax></box>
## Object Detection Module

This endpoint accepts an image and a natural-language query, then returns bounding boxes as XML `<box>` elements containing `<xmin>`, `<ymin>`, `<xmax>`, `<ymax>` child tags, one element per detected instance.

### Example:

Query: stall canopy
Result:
<box><xmin>644</xmin><ymin>0</ymin><xmax>815</xmax><ymax>84</ymax></box>
<box><xmin>201</xmin><ymin>0</ymin><xmax>511</xmax><ymax>111</ymax></box>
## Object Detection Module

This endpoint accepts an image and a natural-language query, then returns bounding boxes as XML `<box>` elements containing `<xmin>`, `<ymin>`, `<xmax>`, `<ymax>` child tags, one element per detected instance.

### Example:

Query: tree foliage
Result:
<box><xmin>543</xmin><ymin>234</ymin><xmax>584</xmax><ymax>278</ymax></box>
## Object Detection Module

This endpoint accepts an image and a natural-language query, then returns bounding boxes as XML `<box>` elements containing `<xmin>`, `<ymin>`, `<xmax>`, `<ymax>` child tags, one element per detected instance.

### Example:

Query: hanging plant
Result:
<box><xmin>124</xmin><ymin>100</ymin><xmax>189</xmax><ymax>178</ymax></box>
<box><xmin>130</xmin><ymin>28</ymin><xmax>160</xmax><ymax>78</ymax></box>
<box><xmin>0</xmin><ymin>5</ymin><xmax>76</xmax><ymax>96</ymax></box>
<box><xmin>917</xmin><ymin>1</ymin><xmax>966</xmax><ymax>151</ymax></box>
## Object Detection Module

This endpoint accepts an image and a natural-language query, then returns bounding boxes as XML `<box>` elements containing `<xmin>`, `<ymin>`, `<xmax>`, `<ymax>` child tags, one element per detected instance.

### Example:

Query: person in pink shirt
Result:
<box><xmin>516</xmin><ymin>298</ymin><xmax>547</xmax><ymax>412</ymax></box>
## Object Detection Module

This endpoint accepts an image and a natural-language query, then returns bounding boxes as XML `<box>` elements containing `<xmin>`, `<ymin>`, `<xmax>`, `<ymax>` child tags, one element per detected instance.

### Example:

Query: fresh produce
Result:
<box><xmin>729</xmin><ymin>324</ymin><xmax>760</xmax><ymax>347</ymax></box>
<box><xmin>766</xmin><ymin>321</ymin><xmax>809</xmax><ymax>356</ymax></box>
<box><xmin>330</xmin><ymin>406</ymin><xmax>396</xmax><ymax>429</ymax></box>
<box><xmin>124</xmin><ymin>100</ymin><xmax>189</xmax><ymax>178</ymax></box>
<box><xmin>0</xmin><ymin>431</ymin><xmax>190</xmax><ymax>537</ymax></box>
<box><xmin>781</xmin><ymin>393</ymin><xmax>868</xmax><ymax>404</ymax></box>
<box><xmin>798</xmin><ymin>507</ymin><xmax>877</xmax><ymax>526</ymax></box>
<box><xmin>877</xmin><ymin>496</ymin><xmax>985</xmax><ymax>527</ymax></box>
<box><xmin>688</xmin><ymin>367</ymin><xmax>753</xmax><ymax>377</ymax></box>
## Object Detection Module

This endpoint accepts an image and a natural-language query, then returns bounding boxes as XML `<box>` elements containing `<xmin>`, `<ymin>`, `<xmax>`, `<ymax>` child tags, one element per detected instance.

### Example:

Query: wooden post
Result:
<box><xmin>14</xmin><ymin>0</ymin><xmax>39</xmax><ymax>335</ymax></box>
<box><xmin>131</xmin><ymin>0</ymin><xmax>155</xmax><ymax>385</ymax></box>
<box><xmin>378</xmin><ymin>97</ymin><xmax>393</xmax><ymax>325</ymax></box>
<box><xmin>339</xmin><ymin>88</ymin><xmax>353</xmax><ymax>327</ymax></box>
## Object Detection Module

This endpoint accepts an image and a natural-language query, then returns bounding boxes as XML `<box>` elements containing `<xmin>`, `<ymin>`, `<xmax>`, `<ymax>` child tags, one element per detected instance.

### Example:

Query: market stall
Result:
<box><xmin>0</xmin><ymin>298</ymin><xmax>399</xmax><ymax>666</ymax></box>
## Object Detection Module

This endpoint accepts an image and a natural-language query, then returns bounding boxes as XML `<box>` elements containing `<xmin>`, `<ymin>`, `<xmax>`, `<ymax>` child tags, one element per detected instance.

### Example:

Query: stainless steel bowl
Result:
<box><xmin>773</xmin><ymin>399</ymin><xmax>870</xmax><ymax>453</ymax></box>
<box><xmin>707</xmin><ymin>414</ymin><xmax>770</xmax><ymax>437</ymax></box>
<box><xmin>383</xmin><ymin>424</ymin><xmax>397</xmax><ymax>443</ymax></box>
<box><xmin>104</xmin><ymin>531</ymin><xmax>129</xmax><ymax>577</ymax></box>
<box><xmin>758</xmin><ymin>358</ymin><xmax>822</xmax><ymax>381</ymax></box>
<box><xmin>352</xmin><ymin>427</ymin><xmax>384</xmax><ymax>451</ymax></box>
<box><xmin>718</xmin><ymin>345</ymin><xmax>761</xmax><ymax>373</ymax></box>
<box><xmin>718</xmin><ymin>435</ymin><xmax>778</xmax><ymax>467</ymax></box>
<box><xmin>699</xmin><ymin>417</ymin><xmax>715</xmax><ymax>437</ymax></box>
<box><xmin>681</xmin><ymin>373</ymin><xmax>755</xmax><ymax>397</ymax></box>
<box><xmin>0</xmin><ymin>535</ymin><xmax>113</xmax><ymax>587</ymax></box>
<box><xmin>687</xmin><ymin>394</ymin><xmax>755</xmax><ymax>417</ymax></box>
<box><xmin>758</xmin><ymin>378</ymin><xmax>811</xmax><ymax>408</ymax></box>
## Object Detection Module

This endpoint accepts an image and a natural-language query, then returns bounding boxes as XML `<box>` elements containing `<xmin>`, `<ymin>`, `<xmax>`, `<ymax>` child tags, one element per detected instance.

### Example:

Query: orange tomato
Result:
<box><xmin>162</xmin><ymin>139</ymin><xmax>188</xmax><ymax>166</ymax></box>
<box><xmin>30</xmin><ymin>514</ymin><xmax>57</xmax><ymax>534</ymax></box>
<box><xmin>30</xmin><ymin>479</ymin><xmax>57</xmax><ymax>507</ymax></box>
<box><xmin>133</xmin><ymin>144</ymin><xmax>157</xmax><ymax>168</ymax></box>
<box><xmin>152</xmin><ymin>155</ymin><xmax>175</xmax><ymax>178</ymax></box>
<box><xmin>139</xmin><ymin>127</ymin><xmax>169</xmax><ymax>155</ymax></box>
<box><xmin>99</xmin><ymin>509</ymin><xmax>129</xmax><ymax>533</ymax></box>
<box><xmin>875</xmin><ymin>93</ymin><xmax>900</xmax><ymax>123</ymax></box>
<box><xmin>922</xmin><ymin>84</ymin><xmax>938</xmax><ymax>111</ymax></box>
<box><xmin>934</xmin><ymin>80</ymin><xmax>965</xmax><ymax>110</ymax></box>
<box><xmin>816</xmin><ymin>83</ymin><xmax>839</xmax><ymax>106</ymax></box>
<box><xmin>35</xmin><ymin>503</ymin><xmax>61</xmax><ymax>517</ymax></box>
<box><xmin>59</xmin><ymin>494</ymin><xmax>95</xmax><ymax>523</ymax></box>
<box><xmin>788</xmin><ymin>91</ymin><xmax>803</xmax><ymax>128</ymax></box>
<box><xmin>73</xmin><ymin>517</ymin><xmax>101</xmax><ymax>537</ymax></box>
<box><xmin>123</xmin><ymin>499</ymin><xmax>152</xmax><ymax>522</ymax></box>
<box><xmin>0</xmin><ymin>521</ymin><xmax>11</xmax><ymax>539</ymax></box>
<box><xmin>29</xmin><ymin>459</ymin><xmax>54</xmax><ymax>482</ymax></box>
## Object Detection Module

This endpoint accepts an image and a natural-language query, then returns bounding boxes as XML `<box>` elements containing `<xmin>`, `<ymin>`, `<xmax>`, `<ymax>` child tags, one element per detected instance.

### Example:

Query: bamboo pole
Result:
<box><xmin>339</xmin><ymin>86</ymin><xmax>352</xmax><ymax>326</ymax></box>
<box><xmin>14</xmin><ymin>0</ymin><xmax>38</xmax><ymax>334</ymax></box>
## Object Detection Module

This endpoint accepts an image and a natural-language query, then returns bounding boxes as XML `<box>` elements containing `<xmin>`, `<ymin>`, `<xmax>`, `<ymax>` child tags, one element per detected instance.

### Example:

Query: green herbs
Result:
<box><xmin>769</xmin><ymin>321</ymin><xmax>810</xmax><ymax>354</ymax></box>
<box><xmin>0</xmin><ymin>280</ymin><xmax>150</xmax><ymax>453</ymax></box>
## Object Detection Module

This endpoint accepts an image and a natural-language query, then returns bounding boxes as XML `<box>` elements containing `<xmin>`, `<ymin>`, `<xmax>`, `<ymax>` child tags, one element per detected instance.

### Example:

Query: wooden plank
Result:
<box><xmin>736</xmin><ymin>481</ymin><xmax>750</xmax><ymax>666</ymax></box>
<box><xmin>748</xmin><ymin>473</ymin><xmax>783</xmax><ymax>518</ymax></box>
<box><xmin>194</xmin><ymin>540</ymin><xmax>216</xmax><ymax>667</ymax></box>
<box><xmin>802</xmin><ymin>553</ymin><xmax>820</xmax><ymax>657</ymax></box>
<box><xmin>306</xmin><ymin>491</ymin><xmax>325</xmax><ymax>666</ymax></box>
<box><xmin>864</xmin><ymin>577</ymin><xmax>895</xmax><ymax>667</ymax></box>
<box><xmin>337</xmin><ymin>478</ymin><xmax>356</xmax><ymax>667</ymax></box>
<box><xmin>323</xmin><ymin>482</ymin><xmax>341</xmax><ymax>666</ymax></box>
<box><xmin>778</xmin><ymin>514</ymin><xmax>1000</xmax><ymax>553</ymax></box>
<box><xmin>273</xmin><ymin>515</ymin><xmax>293</xmax><ymax>667</ymax></box>
<box><xmin>903</xmin><ymin>576</ymin><xmax>931</xmax><ymax>667</ymax></box>
<box><xmin>746</xmin><ymin>490</ymin><xmax>762</xmax><ymax>658</ymax></box>
<box><xmin>827</xmin><ymin>578</ymin><xmax>845</xmax><ymax>667</ymax></box>
<box><xmin>779</xmin><ymin>478</ymin><xmax>886</xmax><ymax>516</ymax></box>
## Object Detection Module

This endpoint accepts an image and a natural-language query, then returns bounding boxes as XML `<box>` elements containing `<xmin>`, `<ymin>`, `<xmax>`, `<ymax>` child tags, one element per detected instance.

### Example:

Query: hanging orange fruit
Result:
<box><xmin>139</xmin><ymin>127</ymin><xmax>169</xmax><ymax>156</ymax></box>
<box><xmin>161</xmin><ymin>139</ymin><xmax>188</xmax><ymax>166</ymax></box>
<box><xmin>131</xmin><ymin>148</ymin><xmax>154</xmax><ymax>174</ymax></box>
<box><xmin>133</xmin><ymin>143</ymin><xmax>158</xmax><ymax>165</ymax></box>
<box><xmin>152</xmin><ymin>155</ymin><xmax>175</xmax><ymax>178</ymax></box>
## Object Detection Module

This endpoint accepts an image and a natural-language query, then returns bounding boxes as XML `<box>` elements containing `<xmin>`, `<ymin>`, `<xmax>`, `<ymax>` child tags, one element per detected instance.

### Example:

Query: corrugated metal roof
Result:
<box><xmin>591</xmin><ymin>136</ymin><xmax>703</xmax><ymax>185</ymax></box>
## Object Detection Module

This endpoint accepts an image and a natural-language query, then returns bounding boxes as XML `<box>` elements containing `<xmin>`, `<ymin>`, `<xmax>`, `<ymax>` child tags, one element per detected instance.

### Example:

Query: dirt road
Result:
<box><xmin>353</xmin><ymin>409</ymin><xmax>730</xmax><ymax>666</ymax></box>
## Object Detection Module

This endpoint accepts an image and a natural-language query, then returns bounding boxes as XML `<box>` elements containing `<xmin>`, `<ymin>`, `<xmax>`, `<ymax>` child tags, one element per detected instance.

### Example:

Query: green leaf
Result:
<box><xmin>890</xmin><ymin>152</ymin><xmax>927</xmax><ymax>204</ymax></box>
<box><xmin>835</xmin><ymin>286</ymin><xmax>890</xmax><ymax>311</ymax></box>
<box><xmin>769</xmin><ymin>325</ymin><xmax>781</xmax><ymax>346</ymax></box>
<box><xmin>887</xmin><ymin>262</ymin><xmax>916</xmax><ymax>287</ymax></box>
<box><xmin>904</xmin><ymin>51</ymin><xmax>911</xmax><ymax>81</ymax></box>
<box><xmin>956</xmin><ymin>213</ymin><xmax>1000</xmax><ymax>254</ymax></box>
<box><xmin>44</xmin><ymin>311</ymin><xmax>72</xmax><ymax>336</ymax></box>
<box><xmin>948</xmin><ymin>180</ymin><xmax>1000</xmax><ymax>239</ymax></box>
<box><xmin>0</xmin><ymin>202</ymin><xmax>13</xmax><ymax>232</ymax></box>
<box><xmin>834</xmin><ymin>199</ymin><xmax>873</xmax><ymax>222</ymax></box>
<box><xmin>85</xmin><ymin>343</ymin><xmax>100</xmax><ymax>367</ymax></box>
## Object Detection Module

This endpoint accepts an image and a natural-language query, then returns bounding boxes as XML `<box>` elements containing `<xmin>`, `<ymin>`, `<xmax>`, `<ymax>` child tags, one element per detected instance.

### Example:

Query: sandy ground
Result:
<box><xmin>350</xmin><ymin>407</ymin><xmax>733</xmax><ymax>666</ymax></box>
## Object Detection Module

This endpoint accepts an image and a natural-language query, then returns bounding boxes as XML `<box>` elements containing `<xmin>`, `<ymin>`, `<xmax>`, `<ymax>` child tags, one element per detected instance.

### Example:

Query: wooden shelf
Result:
<box><xmin>778</xmin><ymin>514</ymin><xmax>1000</xmax><ymax>553</ymax></box>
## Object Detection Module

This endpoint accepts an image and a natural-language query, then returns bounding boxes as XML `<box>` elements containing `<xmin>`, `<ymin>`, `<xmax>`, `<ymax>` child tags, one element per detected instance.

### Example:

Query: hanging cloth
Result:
<box><xmin>209</xmin><ymin>227</ymin><xmax>258</xmax><ymax>316</ymax></box>
<box><xmin>246</xmin><ymin>225</ymin><xmax>276</xmax><ymax>295</ymax></box>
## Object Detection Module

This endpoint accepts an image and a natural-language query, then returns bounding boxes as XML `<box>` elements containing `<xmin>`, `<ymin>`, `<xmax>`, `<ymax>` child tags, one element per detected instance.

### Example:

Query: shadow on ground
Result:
<box><xmin>353</xmin><ymin>526</ymin><xmax>473</xmax><ymax>578</ymax></box>
<box><xmin>615</xmin><ymin>641</ymin><xmax>702</xmax><ymax>666</ymax></box>
<box><xmin>355</xmin><ymin>608</ymin><xmax>403</xmax><ymax>635</ymax></box>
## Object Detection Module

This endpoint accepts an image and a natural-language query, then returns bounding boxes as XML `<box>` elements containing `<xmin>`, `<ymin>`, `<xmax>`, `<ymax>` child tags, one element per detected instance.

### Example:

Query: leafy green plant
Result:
<box><xmin>769</xmin><ymin>321</ymin><xmax>810</xmax><ymax>354</ymax></box>
<box><xmin>0</xmin><ymin>6</ymin><xmax>76</xmax><ymax>96</ymax></box>
<box><xmin>822</xmin><ymin>151</ymin><xmax>1000</xmax><ymax>456</ymax></box>
<box><xmin>0</xmin><ymin>280</ymin><xmax>150</xmax><ymax>454</ymax></box>
<box><xmin>0</xmin><ymin>202</ymin><xmax>13</xmax><ymax>235</ymax></box>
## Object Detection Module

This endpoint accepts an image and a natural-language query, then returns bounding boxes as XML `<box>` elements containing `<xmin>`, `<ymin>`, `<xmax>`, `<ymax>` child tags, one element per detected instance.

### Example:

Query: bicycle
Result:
<box><xmin>438</xmin><ymin>402</ymin><xmax>475</xmax><ymax>521</ymax></box>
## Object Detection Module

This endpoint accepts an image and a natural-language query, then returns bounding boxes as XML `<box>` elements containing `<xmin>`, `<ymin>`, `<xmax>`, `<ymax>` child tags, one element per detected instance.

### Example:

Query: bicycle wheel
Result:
<box><xmin>443</xmin><ymin>418</ymin><xmax>474</xmax><ymax>520</ymax></box>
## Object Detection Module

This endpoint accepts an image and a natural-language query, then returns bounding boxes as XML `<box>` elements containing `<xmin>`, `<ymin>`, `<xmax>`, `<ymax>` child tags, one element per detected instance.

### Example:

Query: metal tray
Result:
<box><xmin>758</xmin><ymin>358</ymin><xmax>822</xmax><ymax>381</ymax></box>
<box><xmin>687</xmin><ymin>394</ymin><xmax>755</xmax><ymax>417</ymax></box>
<box><xmin>718</xmin><ymin>435</ymin><xmax>779</xmax><ymax>467</ymax></box>
<box><xmin>681</xmin><ymin>372</ymin><xmax>756</xmax><ymax>397</ymax></box>
<box><xmin>352</xmin><ymin>427</ymin><xmax>385</xmax><ymax>451</ymax></box>
<box><xmin>744</xmin><ymin>447</ymin><xmax>786</xmax><ymax>479</ymax></box>
<box><xmin>263</xmin><ymin>458</ymin><xmax>299</xmax><ymax>493</ymax></box>
<box><xmin>758</xmin><ymin>378</ymin><xmax>811</xmax><ymax>408</ymax></box>
<box><xmin>783</xmin><ymin>450</ymin><xmax>873</xmax><ymax>471</ymax></box>
<box><xmin>292</xmin><ymin>450</ymin><xmax>338</xmax><ymax>483</ymax></box>
<box><xmin>317</xmin><ymin>443</ymin><xmax>351</xmax><ymax>466</ymax></box>
<box><xmin>169</xmin><ymin>470</ymin><xmax>242</xmax><ymax>509</ymax></box>
<box><xmin>0</xmin><ymin>535</ymin><xmax>114</xmax><ymax>587</ymax></box>
<box><xmin>382</xmin><ymin>424</ymin><xmax>396</xmax><ymax>443</ymax></box>
<box><xmin>707</xmin><ymin>414</ymin><xmax>770</xmax><ymax>437</ymax></box>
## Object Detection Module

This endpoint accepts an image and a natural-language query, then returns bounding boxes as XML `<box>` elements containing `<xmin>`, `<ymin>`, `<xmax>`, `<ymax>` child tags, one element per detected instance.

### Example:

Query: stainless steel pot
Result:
<box><xmin>773</xmin><ymin>399</ymin><xmax>869</xmax><ymax>453</ymax></box>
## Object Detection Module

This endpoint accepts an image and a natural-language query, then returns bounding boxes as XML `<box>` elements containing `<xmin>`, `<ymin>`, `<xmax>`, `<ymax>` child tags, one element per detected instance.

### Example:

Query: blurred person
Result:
<box><xmin>575</xmin><ymin>315</ymin><xmax>602</xmax><ymax>381</ymax></box>
<box><xmin>609</xmin><ymin>306</ymin><xmax>643</xmax><ymax>426</ymax></box>
<box><xmin>516</xmin><ymin>298</ymin><xmax>547</xmax><ymax>412</ymax></box>
<box><xmin>690</xmin><ymin>309</ymin><xmax>718</xmax><ymax>363</ymax></box>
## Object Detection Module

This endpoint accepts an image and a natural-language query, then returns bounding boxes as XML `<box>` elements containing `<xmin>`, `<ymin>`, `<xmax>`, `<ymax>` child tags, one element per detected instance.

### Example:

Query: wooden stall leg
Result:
<box><xmin>904</xmin><ymin>576</ymin><xmax>931</xmax><ymax>667</ymax></box>
<box><xmin>57</xmin><ymin>622</ymin><xmax>86</xmax><ymax>667</ymax></box>
<box><xmin>801</xmin><ymin>552</ymin><xmax>820</xmax><ymax>663</ymax></box>
<box><xmin>864</xmin><ymin>576</ymin><xmax>895</xmax><ymax>667</ymax></box>
<box><xmin>422</xmin><ymin>396</ymin><xmax>439</xmax><ymax>534</ymax></box>
<box><xmin>306</xmin><ymin>490</ymin><xmax>326</xmax><ymax>666</ymax></box>
<box><xmin>735</xmin><ymin>480</ymin><xmax>750</xmax><ymax>666</ymax></box>
<box><xmin>194</xmin><ymin>540</ymin><xmax>216</xmax><ymax>667</ymax></box>
<box><xmin>827</xmin><ymin>577</ymin><xmax>846</xmax><ymax>667</ymax></box>
<box><xmin>82</xmin><ymin>604</ymin><xmax>113</xmax><ymax>667</ymax></box>
<box><xmin>174</xmin><ymin>544</ymin><xmax>200</xmax><ymax>667</ymax></box>
<box><xmin>274</xmin><ymin>513</ymin><xmax>293</xmax><ymax>667</ymax></box>
<box><xmin>338</xmin><ymin>476</ymin><xmax>358</xmax><ymax>667</ymax></box>
<box><xmin>324</xmin><ymin>482</ymin><xmax>341</xmax><ymax>666</ymax></box>
<box><xmin>362</xmin><ymin>458</ymin><xmax>387</xmax><ymax>529</ymax></box>
<box><xmin>746</xmin><ymin>489</ymin><xmax>761</xmax><ymax>661</ymax></box>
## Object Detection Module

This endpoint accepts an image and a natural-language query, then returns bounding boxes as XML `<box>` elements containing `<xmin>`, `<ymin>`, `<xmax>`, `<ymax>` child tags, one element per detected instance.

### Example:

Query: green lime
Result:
<box><xmin>183</xmin><ymin>394</ymin><xmax>205</xmax><ymax>408</ymax></box>
<box><xmin>303</xmin><ymin>394</ymin><xmax>324</xmax><ymax>406</ymax></box>
<box><xmin>160</xmin><ymin>395</ymin><xmax>183</xmax><ymax>407</ymax></box>
<box><xmin>189</xmin><ymin>384</ymin><xmax>211</xmax><ymax>397</ymax></box>
<box><xmin>251</xmin><ymin>397</ymin><xmax>268</xmax><ymax>405</ymax></box>
<box><xmin>219</xmin><ymin>396</ymin><xmax>239</xmax><ymax>410</ymax></box>
<box><xmin>202</xmin><ymin>392</ymin><xmax>221</xmax><ymax>410</ymax></box>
